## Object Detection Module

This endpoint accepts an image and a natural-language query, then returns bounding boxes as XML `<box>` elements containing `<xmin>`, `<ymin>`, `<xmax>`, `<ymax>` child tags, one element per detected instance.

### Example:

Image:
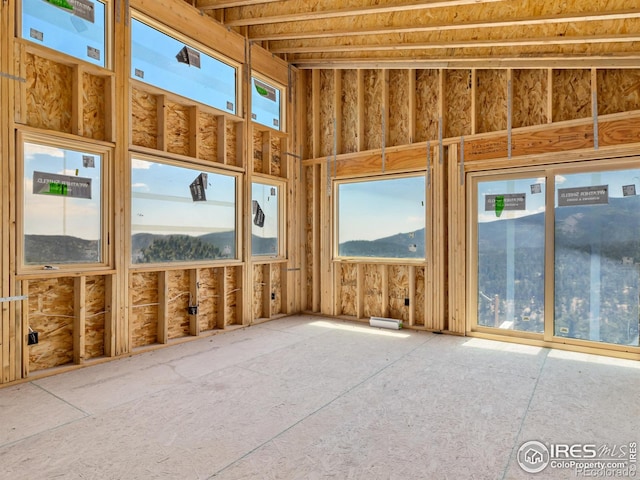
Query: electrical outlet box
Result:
<box><xmin>271</xmin><ymin>292</ymin><xmax>276</xmax><ymax>300</ymax></box>
<box><xmin>404</xmin><ymin>298</ymin><xmax>410</xmax><ymax>306</ymax></box>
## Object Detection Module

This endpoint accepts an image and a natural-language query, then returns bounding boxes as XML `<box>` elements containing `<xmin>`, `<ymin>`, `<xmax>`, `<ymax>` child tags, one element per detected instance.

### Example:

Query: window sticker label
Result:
<box><xmin>254</xmin><ymin>79</ymin><xmax>277</xmax><ymax>102</ymax></box>
<box><xmin>33</xmin><ymin>171</ymin><xmax>92</xmax><ymax>199</ymax></box>
<box><xmin>622</xmin><ymin>184</ymin><xmax>637</xmax><ymax>197</ymax></box>
<box><xmin>558</xmin><ymin>185</ymin><xmax>608</xmax><ymax>207</ymax></box>
<box><xmin>30</xmin><ymin>28</ymin><xmax>44</xmax><ymax>41</ymax></box>
<box><xmin>87</xmin><ymin>46</ymin><xmax>100</xmax><ymax>60</ymax></box>
<box><xmin>44</xmin><ymin>0</ymin><xmax>95</xmax><ymax>23</ymax></box>
<box><xmin>485</xmin><ymin>193</ymin><xmax>526</xmax><ymax>212</ymax></box>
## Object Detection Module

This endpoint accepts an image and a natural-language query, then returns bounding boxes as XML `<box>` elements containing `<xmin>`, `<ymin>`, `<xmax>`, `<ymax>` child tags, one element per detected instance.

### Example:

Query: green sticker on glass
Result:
<box><xmin>48</xmin><ymin>182</ymin><xmax>68</xmax><ymax>196</ymax></box>
<box><xmin>494</xmin><ymin>195</ymin><xmax>505</xmax><ymax>217</ymax></box>
<box><xmin>45</xmin><ymin>0</ymin><xmax>74</xmax><ymax>11</ymax></box>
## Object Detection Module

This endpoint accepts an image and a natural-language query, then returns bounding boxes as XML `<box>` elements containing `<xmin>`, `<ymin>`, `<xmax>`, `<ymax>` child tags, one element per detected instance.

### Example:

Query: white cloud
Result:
<box><xmin>131</xmin><ymin>158</ymin><xmax>152</xmax><ymax>170</ymax></box>
<box><xmin>24</xmin><ymin>144</ymin><xmax>64</xmax><ymax>160</ymax></box>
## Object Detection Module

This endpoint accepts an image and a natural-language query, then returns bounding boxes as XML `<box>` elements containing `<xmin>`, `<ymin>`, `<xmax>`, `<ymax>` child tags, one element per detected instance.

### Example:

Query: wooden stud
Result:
<box><xmin>470</xmin><ymin>69</ymin><xmax>477</xmax><ymax>135</ymax></box>
<box><xmin>217</xmin><ymin>267</ymin><xmax>226</xmax><ymax>329</ymax></box>
<box><xmin>408</xmin><ymin>266</ymin><xmax>416</xmax><ymax>327</ymax></box>
<box><xmin>357</xmin><ymin>70</ymin><xmax>365</xmax><ymax>152</ymax></box>
<box><xmin>381</xmin><ymin>264</ymin><xmax>389</xmax><ymax>318</ymax></box>
<box><xmin>312</xmin><ymin>70</ymin><xmax>321</xmax><ymax>159</ymax></box>
<box><xmin>262</xmin><ymin>263</ymin><xmax>272</xmax><ymax>319</ymax></box>
<box><xmin>189</xmin><ymin>269</ymin><xmax>200</xmax><ymax>336</ymax></box>
<box><xmin>189</xmin><ymin>105</ymin><xmax>199</xmax><ymax>159</ymax></box>
<box><xmin>73</xmin><ymin>276</ymin><xmax>86</xmax><ymax>364</ymax></box>
<box><xmin>334</xmin><ymin>69</ymin><xmax>343</xmax><ymax>155</ymax></box>
<box><xmin>104</xmin><ymin>274</ymin><xmax>116</xmax><ymax>357</ymax></box>
<box><xmin>156</xmin><ymin>94</ymin><xmax>167</xmax><ymax>151</ymax></box>
<box><xmin>72</xmin><ymin>65</ymin><xmax>84</xmax><ymax>137</ymax></box>
<box><xmin>547</xmin><ymin>68</ymin><xmax>554</xmax><ymax>124</ymax></box>
<box><xmin>157</xmin><ymin>271</ymin><xmax>169</xmax><ymax>344</ymax></box>
<box><xmin>408</xmin><ymin>69</ymin><xmax>416</xmax><ymax>144</ymax></box>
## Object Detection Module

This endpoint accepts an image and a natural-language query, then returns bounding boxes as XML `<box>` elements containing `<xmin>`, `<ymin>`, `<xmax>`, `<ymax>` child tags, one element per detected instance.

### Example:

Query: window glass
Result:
<box><xmin>251</xmin><ymin>76</ymin><xmax>282</xmax><ymax>130</ymax></box>
<box><xmin>337</xmin><ymin>176</ymin><xmax>426</xmax><ymax>259</ymax></box>
<box><xmin>554</xmin><ymin>169</ymin><xmax>640</xmax><ymax>346</ymax></box>
<box><xmin>131</xmin><ymin>158</ymin><xmax>236</xmax><ymax>264</ymax></box>
<box><xmin>131</xmin><ymin>18</ymin><xmax>237</xmax><ymax>114</ymax></box>
<box><xmin>22</xmin><ymin>0</ymin><xmax>107</xmax><ymax>67</ymax></box>
<box><xmin>23</xmin><ymin>141</ymin><xmax>103</xmax><ymax>265</ymax></box>
<box><xmin>252</xmin><ymin>182</ymin><xmax>279</xmax><ymax>256</ymax></box>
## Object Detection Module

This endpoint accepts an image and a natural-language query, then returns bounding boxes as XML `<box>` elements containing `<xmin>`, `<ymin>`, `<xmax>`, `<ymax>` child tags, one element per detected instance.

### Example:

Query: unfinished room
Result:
<box><xmin>1</xmin><ymin>0</ymin><xmax>639</xmax><ymax>478</ymax></box>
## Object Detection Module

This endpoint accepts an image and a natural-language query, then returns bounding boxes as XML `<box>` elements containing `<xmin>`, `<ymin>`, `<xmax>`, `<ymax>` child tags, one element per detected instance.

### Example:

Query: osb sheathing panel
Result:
<box><xmin>85</xmin><ymin>276</ymin><xmax>106</xmax><ymax>360</ymax></box>
<box><xmin>445</xmin><ymin>70</ymin><xmax>471</xmax><ymax>138</ymax></box>
<box><xmin>270</xmin><ymin>136</ymin><xmax>282</xmax><ymax>177</ymax></box>
<box><xmin>253</xmin><ymin>130</ymin><xmax>264</xmax><ymax>174</ymax></box>
<box><xmin>389</xmin><ymin>70</ymin><xmax>411</xmax><ymax>147</ymax></box>
<box><xmin>25</xmin><ymin>53</ymin><xmax>72</xmax><ymax>133</ymax></box>
<box><xmin>253</xmin><ymin>264</ymin><xmax>264</xmax><ymax>319</ymax></box>
<box><xmin>597</xmin><ymin>69</ymin><xmax>640</xmax><ymax>116</ymax></box>
<box><xmin>388</xmin><ymin>265</ymin><xmax>409</xmax><ymax>323</ymax></box>
<box><xmin>271</xmin><ymin>265</ymin><xmax>282</xmax><ymax>315</ymax></box>
<box><xmin>82</xmin><ymin>73</ymin><xmax>106</xmax><ymax>141</ymax></box>
<box><xmin>165</xmin><ymin>101</ymin><xmax>190</xmax><ymax>157</ymax></box>
<box><xmin>341</xmin><ymin>70</ymin><xmax>359</xmax><ymax>154</ymax></box>
<box><xmin>415</xmin><ymin>69</ymin><xmax>439</xmax><ymax>143</ymax></box>
<box><xmin>198</xmin><ymin>112</ymin><xmax>218</xmax><ymax>162</ymax></box>
<box><xmin>225</xmin><ymin>121</ymin><xmax>238</xmax><ymax>167</ymax></box>
<box><xmin>512</xmin><ymin>69</ymin><xmax>549</xmax><ymax>129</ymax></box>
<box><xmin>225</xmin><ymin>267</ymin><xmax>238</xmax><ymax>325</ymax></box>
<box><xmin>167</xmin><ymin>270</ymin><xmax>190</xmax><ymax>339</ymax></box>
<box><xmin>304</xmin><ymin>72</ymin><xmax>314</xmax><ymax>158</ymax></box>
<box><xmin>339</xmin><ymin>263</ymin><xmax>357</xmax><ymax>317</ymax></box>
<box><xmin>552</xmin><ymin>69</ymin><xmax>591</xmax><ymax>123</ymax></box>
<box><xmin>131</xmin><ymin>88</ymin><xmax>158</xmax><ymax>149</ymax></box>
<box><xmin>130</xmin><ymin>272</ymin><xmax>159</xmax><ymax>348</ymax></box>
<box><xmin>363</xmin><ymin>70</ymin><xmax>384</xmax><ymax>151</ymax></box>
<box><xmin>363</xmin><ymin>264</ymin><xmax>383</xmax><ymax>318</ymax></box>
<box><xmin>476</xmin><ymin>70</ymin><xmax>507</xmax><ymax>134</ymax></box>
<box><xmin>305</xmin><ymin>167</ymin><xmax>314</xmax><ymax>309</ymax></box>
<box><xmin>415</xmin><ymin>267</ymin><xmax>426</xmax><ymax>326</ymax></box>
<box><xmin>28</xmin><ymin>278</ymin><xmax>74</xmax><ymax>371</ymax></box>
<box><xmin>319</xmin><ymin>70</ymin><xmax>335</xmax><ymax>158</ymax></box>
<box><xmin>197</xmin><ymin>267</ymin><xmax>219</xmax><ymax>332</ymax></box>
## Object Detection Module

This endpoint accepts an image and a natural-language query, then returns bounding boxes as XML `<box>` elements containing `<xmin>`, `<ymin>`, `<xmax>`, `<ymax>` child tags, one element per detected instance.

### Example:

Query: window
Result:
<box><xmin>252</xmin><ymin>181</ymin><xmax>282</xmax><ymax>256</ymax></box>
<box><xmin>336</xmin><ymin>176</ymin><xmax>426</xmax><ymax>259</ymax></box>
<box><xmin>131</xmin><ymin>157</ymin><xmax>237</xmax><ymax>264</ymax></box>
<box><xmin>131</xmin><ymin>17</ymin><xmax>237</xmax><ymax>114</ymax></box>
<box><xmin>21</xmin><ymin>137</ymin><xmax>106</xmax><ymax>266</ymax></box>
<box><xmin>21</xmin><ymin>0</ymin><xmax>107</xmax><ymax>68</ymax></box>
<box><xmin>251</xmin><ymin>76</ymin><xmax>283</xmax><ymax>130</ymax></box>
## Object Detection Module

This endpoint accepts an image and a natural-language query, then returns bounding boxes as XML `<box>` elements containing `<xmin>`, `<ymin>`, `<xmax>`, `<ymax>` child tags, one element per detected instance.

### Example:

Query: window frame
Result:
<box><xmin>19</xmin><ymin>0</ymin><xmax>111</xmax><ymax>69</ymax></box>
<box><xmin>130</xmin><ymin>12</ymin><xmax>241</xmax><ymax>116</ymax></box>
<box><xmin>334</xmin><ymin>173</ymin><xmax>428</xmax><ymax>262</ymax></box>
<box><xmin>250</xmin><ymin>73</ymin><xmax>286</xmax><ymax>132</ymax></box>
<box><xmin>17</xmin><ymin>130</ymin><xmax>113</xmax><ymax>273</ymax></box>
<box><xmin>251</xmin><ymin>175</ymin><xmax>286</xmax><ymax>259</ymax></box>
<box><xmin>129</xmin><ymin>153</ymin><xmax>243</xmax><ymax>267</ymax></box>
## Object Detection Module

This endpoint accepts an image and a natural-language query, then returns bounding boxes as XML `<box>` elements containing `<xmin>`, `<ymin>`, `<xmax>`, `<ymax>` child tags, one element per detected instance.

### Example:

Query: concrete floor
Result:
<box><xmin>1</xmin><ymin>315</ymin><xmax>639</xmax><ymax>480</ymax></box>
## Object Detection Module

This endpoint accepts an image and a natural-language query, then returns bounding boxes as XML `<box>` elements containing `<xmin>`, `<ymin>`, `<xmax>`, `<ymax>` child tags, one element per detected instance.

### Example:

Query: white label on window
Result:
<box><xmin>226</xmin><ymin>101</ymin><xmax>234</xmax><ymax>111</ymax></box>
<box><xmin>82</xmin><ymin>156</ymin><xmax>95</xmax><ymax>168</ymax></box>
<box><xmin>87</xmin><ymin>46</ymin><xmax>100</xmax><ymax>60</ymax></box>
<box><xmin>134</xmin><ymin>69</ymin><xmax>144</xmax><ymax>79</ymax></box>
<box><xmin>30</xmin><ymin>28</ymin><xmax>44</xmax><ymax>41</ymax></box>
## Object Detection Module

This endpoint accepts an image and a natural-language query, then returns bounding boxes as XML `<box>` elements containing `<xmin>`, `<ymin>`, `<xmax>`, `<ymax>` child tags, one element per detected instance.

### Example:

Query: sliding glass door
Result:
<box><xmin>471</xmin><ymin>162</ymin><xmax>640</xmax><ymax>350</ymax></box>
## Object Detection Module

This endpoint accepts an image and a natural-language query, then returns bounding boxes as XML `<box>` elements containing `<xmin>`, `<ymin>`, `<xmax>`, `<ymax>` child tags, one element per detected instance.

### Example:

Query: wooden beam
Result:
<box><xmin>268</xmin><ymin>33</ymin><xmax>640</xmax><ymax>55</ymax></box>
<box><xmin>73</xmin><ymin>277</ymin><xmax>86</xmax><ymax>364</ymax></box>
<box><xmin>189</xmin><ymin>269</ymin><xmax>200</xmax><ymax>336</ymax></box>
<box><xmin>158</xmin><ymin>271</ymin><xmax>169</xmax><ymax>344</ymax></box>
<box><xmin>249</xmin><ymin>9</ymin><xmax>640</xmax><ymax>42</ymax></box>
<box><xmin>221</xmin><ymin>0</ymin><xmax>512</xmax><ymax>27</ymax></box>
<box><xmin>197</xmin><ymin>0</ymin><xmax>283</xmax><ymax>11</ymax></box>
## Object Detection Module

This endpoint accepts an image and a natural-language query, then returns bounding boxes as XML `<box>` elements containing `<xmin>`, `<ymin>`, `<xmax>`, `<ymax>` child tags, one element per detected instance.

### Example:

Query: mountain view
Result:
<box><xmin>478</xmin><ymin>195</ymin><xmax>640</xmax><ymax>346</ymax></box>
<box><xmin>339</xmin><ymin>228</ymin><xmax>426</xmax><ymax>258</ymax></box>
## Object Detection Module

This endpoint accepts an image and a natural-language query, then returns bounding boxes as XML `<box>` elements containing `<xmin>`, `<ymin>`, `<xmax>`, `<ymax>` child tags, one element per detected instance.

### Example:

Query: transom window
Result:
<box><xmin>251</xmin><ymin>76</ymin><xmax>283</xmax><ymax>131</ymax></box>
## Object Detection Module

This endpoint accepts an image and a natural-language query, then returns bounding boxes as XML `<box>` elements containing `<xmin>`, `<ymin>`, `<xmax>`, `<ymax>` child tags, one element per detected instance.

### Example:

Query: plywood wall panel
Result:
<box><xmin>130</xmin><ymin>272</ymin><xmax>159</xmax><ymax>348</ymax></box>
<box><xmin>389</xmin><ymin>70</ymin><xmax>411</xmax><ymax>147</ymax></box>
<box><xmin>167</xmin><ymin>270</ymin><xmax>190</xmax><ymax>339</ymax></box>
<box><xmin>198</xmin><ymin>112</ymin><xmax>218</xmax><ymax>162</ymax></box>
<box><xmin>445</xmin><ymin>70</ymin><xmax>472</xmax><ymax>138</ymax></box>
<box><xmin>25</xmin><ymin>53</ymin><xmax>72</xmax><ymax>133</ymax></box>
<box><xmin>270</xmin><ymin>135</ymin><xmax>282</xmax><ymax>177</ymax></box>
<box><xmin>476</xmin><ymin>70</ymin><xmax>507</xmax><ymax>134</ymax></box>
<box><xmin>165</xmin><ymin>101</ymin><xmax>190</xmax><ymax>157</ymax></box>
<box><xmin>512</xmin><ymin>69</ymin><xmax>549</xmax><ymax>128</ymax></box>
<box><xmin>339</xmin><ymin>263</ymin><xmax>357</xmax><ymax>317</ymax></box>
<box><xmin>82</xmin><ymin>73</ymin><xmax>106</xmax><ymax>141</ymax></box>
<box><xmin>225</xmin><ymin>120</ymin><xmax>238</xmax><ymax>166</ymax></box>
<box><xmin>271</xmin><ymin>264</ymin><xmax>282</xmax><ymax>315</ymax></box>
<box><xmin>341</xmin><ymin>70</ymin><xmax>359</xmax><ymax>154</ymax></box>
<box><xmin>363</xmin><ymin>69</ymin><xmax>384</xmax><ymax>151</ymax></box>
<box><xmin>225</xmin><ymin>266</ymin><xmax>239</xmax><ymax>326</ymax></box>
<box><xmin>84</xmin><ymin>276</ymin><xmax>105</xmax><ymax>359</ymax></box>
<box><xmin>28</xmin><ymin>278</ymin><xmax>74</xmax><ymax>371</ymax></box>
<box><xmin>552</xmin><ymin>69</ymin><xmax>591</xmax><ymax>122</ymax></box>
<box><xmin>363</xmin><ymin>264</ymin><xmax>383</xmax><ymax>318</ymax></box>
<box><xmin>388</xmin><ymin>265</ymin><xmax>409</xmax><ymax>323</ymax></box>
<box><xmin>319</xmin><ymin>70</ymin><xmax>335</xmax><ymax>158</ymax></box>
<box><xmin>415</xmin><ymin>69</ymin><xmax>439</xmax><ymax>143</ymax></box>
<box><xmin>197</xmin><ymin>267</ymin><xmax>219</xmax><ymax>332</ymax></box>
<box><xmin>131</xmin><ymin>88</ymin><xmax>158</xmax><ymax>149</ymax></box>
<box><xmin>253</xmin><ymin>130</ymin><xmax>264</xmax><ymax>173</ymax></box>
<box><xmin>415</xmin><ymin>266</ymin><xmax>426</xmax><ymax>326</ymax></box>
<box><xmin>597</xmin><ymin>69</ymin><xmax>640</xmax><ymax>116</ymax></box>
